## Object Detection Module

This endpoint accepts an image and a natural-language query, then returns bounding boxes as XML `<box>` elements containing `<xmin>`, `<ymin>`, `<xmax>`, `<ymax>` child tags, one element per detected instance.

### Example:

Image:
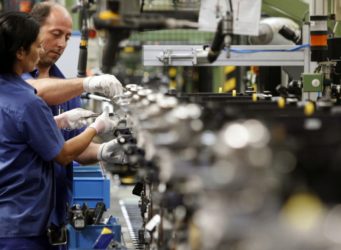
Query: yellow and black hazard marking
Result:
<box><xmin>223</xmin><ymin>66</ymin><xmax>237</xmax><ymax>92</ymax></box>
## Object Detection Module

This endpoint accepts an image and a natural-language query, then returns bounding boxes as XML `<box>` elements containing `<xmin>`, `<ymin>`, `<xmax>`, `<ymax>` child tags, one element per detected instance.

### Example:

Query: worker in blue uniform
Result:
<box><xmin>21</xmin><ymin>2</ymin><xmax>125</xmax><ymax>249</ymax></box>
<box><xmin>0</xmin><ymin>11</ymin><xmax>116</xmax><ymax>250</ymax></box>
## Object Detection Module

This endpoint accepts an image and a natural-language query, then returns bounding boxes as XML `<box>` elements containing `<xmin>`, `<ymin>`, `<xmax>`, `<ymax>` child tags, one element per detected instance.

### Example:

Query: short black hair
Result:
<box><xmin>0</xmin><ymin>11</ymin><xmax>40</xmax><ymax>74</ymax></box>
<box><xmin>30</xmin><ymin>2</ymin><xmax>55</xmax><ymax>25</ymax></box>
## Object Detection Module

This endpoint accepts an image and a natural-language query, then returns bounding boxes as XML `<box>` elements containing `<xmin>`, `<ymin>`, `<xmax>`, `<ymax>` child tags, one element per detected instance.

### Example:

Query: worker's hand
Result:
<box><xmin>97</xmin><ymin>138</ymin><xmax>126</xmax><ymax>163</ymax></box>
<box><xmin>54</xmin><ymin>108</ymin><xmax>94</xmax><ymax>129</ymax></box>
<box><xmin>89</xmin><ymin>110</ymin><xmax>118</xmax><ymax>134</ymax></box>
<box><xmin>83</xmin><ymin>74</ymin><xmax>123</xmax><ymax>98</ymax></box>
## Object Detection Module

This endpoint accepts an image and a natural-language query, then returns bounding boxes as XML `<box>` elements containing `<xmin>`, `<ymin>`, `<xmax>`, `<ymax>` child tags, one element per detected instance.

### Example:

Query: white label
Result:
<box><xmin>198</xmin><ymin>0</ymin><xmax>261</xmax><ymax>36</ymax></box>
<box><xmin>145</xmin><ymin>214</ymin><xmax>161</xmax><ymax>231</ymax></box>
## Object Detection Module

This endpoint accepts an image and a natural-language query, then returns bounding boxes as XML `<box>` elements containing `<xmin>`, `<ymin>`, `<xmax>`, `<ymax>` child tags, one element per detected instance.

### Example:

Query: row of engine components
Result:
<box><xmin>92</xmin><ymin>83</ymin><xmax>341</xmax><ymax>250</ymax></box>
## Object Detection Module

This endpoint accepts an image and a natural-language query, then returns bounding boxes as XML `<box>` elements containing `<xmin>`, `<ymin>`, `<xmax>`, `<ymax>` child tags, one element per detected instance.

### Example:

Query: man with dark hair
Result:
<box><xmin>21</xmin><ymin>3</ymin><xmax>124</xmax><ymax>249</ymax></box>
<box><xmin>25</xmin><ymin>2</ymin><xmax>123</xmax><ymax>105</ymax></box>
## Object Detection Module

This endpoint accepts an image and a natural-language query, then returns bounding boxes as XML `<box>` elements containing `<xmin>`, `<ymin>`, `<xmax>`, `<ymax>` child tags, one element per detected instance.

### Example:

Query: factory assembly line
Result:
<box><xmin>3</xmin><ymin>0</ymin><xmax>341</xmax><ymax>250</ymax></box>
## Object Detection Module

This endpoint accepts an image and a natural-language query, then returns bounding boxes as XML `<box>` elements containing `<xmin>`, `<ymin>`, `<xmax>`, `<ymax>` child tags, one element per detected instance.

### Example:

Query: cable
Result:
<box><xmin>208</xmin><ymin>0</ymin><xmax>234</xmax><ymax>63</ymax></box>
<box><xmin>228</xmin><ymin>0</ymin><xmax>233</xmax><ymax>12</ymax></box>
<box><xmin>77</xmin><ymin>0</ymin><xmax>89</xmax><ymax>77</ymax></box>
<box><xmin>140</xmin><ymin>0</ymin><xmax>144</xmax><ymax>13</ymax></box>
<box><xmin>229</xmin><ymin>43</ymin><xmax>310</xmax><ymax>54</ymax></box>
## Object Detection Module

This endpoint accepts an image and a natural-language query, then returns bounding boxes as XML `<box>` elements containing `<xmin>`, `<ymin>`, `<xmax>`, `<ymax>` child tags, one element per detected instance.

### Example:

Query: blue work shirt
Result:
<box><xmin>0</xmin><ymin>74</ymin><xmax>65</xmax><ymax>237</ymax></box>
<box><xmin>22</xmin><ymin>65</ymin><xmax>84</xmax><ymax>227</ymax></box>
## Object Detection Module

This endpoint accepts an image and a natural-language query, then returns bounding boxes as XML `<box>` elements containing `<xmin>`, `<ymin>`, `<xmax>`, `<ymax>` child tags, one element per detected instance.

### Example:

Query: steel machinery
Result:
<box><xmin>79</xmin><ymin>0</ymin><xmax>341</xmax><ymax>249</ymax></box>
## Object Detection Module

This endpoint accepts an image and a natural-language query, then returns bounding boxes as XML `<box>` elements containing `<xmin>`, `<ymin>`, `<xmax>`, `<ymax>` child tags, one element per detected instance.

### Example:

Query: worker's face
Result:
<box><xmin>39</xmin><ymin>6</ymin><xmax>72</xmax><ymax>67</ymax></box>
<box><xmin>17</xmin><ymin>33</ymin><xmax>43</xmax><ymax>73</ymax></box>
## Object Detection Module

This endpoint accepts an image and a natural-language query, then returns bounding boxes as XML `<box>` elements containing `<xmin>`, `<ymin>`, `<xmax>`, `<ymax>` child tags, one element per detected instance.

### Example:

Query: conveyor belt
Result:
<box><xmin>120</xmin><ymin>200</ymin><xmax>144</xmax><ymax>250</ymax></box>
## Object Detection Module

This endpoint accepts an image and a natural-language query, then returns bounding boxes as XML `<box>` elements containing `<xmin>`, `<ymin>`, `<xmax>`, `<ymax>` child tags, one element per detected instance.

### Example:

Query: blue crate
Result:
<box><xmin>68</xmin><ymin>216</ymin><xmax>121</xmax><ymax>250</ymax></box>
<box><xmin>73</xmin><ymin>165</ymin><xmax>110</xmax><ymax>208</ymax></box>
<box><xmin>73</xmin><ymin>166</ymin><xmax>104</xmax><ymax>177</ymax></box>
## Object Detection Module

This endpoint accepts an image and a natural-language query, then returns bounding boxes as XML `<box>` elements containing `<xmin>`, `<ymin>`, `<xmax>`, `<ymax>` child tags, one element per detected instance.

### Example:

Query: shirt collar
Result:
<box><xmin>29</xmin><ymin>64</ymin><xmax>65</xmax><ymax>79</ymax></box>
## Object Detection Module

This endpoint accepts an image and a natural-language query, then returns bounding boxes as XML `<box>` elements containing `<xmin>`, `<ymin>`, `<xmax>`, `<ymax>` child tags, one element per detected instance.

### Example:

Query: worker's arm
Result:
<box><xmin>75</xmin><ymin>137</ymin><xmax>126</xmax><ymax>165</ymax></box>
<box><xmin>26</xmin><ymin>74</ymin><xmax>124</xmax><ymax>105</ymax></box>
<box><xmin>26</xmin><ymin>78</ymin><xmax>83</xmax><ymax>105</ymax></box>
<box><xmin>54</xmin><ymin>108</ymin><xmax>94</xmax><ymax>129</ymax></box>
<box><xmin>54</xmin><ymin>127</ymin><xmax>97</xmax><ymax>166</ymax></box>
<box><xmin>75</xmin><ymin>142</ymin><xmax>100</xmax><ymax>165</ymax></box>
<box><xmin>54</xmin><ymin>111</ymin><xmax>115</xmax><ymax>166</ymax></box>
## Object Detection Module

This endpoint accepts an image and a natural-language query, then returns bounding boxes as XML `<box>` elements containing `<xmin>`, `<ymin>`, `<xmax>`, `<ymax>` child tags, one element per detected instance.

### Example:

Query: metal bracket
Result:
<box><xmin>157</xmin><ymin>48</ymin><xmax>209</xmax><ymax>65</ymax></box>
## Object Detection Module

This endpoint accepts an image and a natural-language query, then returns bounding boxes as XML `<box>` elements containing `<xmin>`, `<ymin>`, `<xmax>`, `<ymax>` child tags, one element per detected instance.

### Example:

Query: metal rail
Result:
<box><xmin>143</xmin><ymin>44</ymin><xmax>307</xmax><ymax>67</ymax></box>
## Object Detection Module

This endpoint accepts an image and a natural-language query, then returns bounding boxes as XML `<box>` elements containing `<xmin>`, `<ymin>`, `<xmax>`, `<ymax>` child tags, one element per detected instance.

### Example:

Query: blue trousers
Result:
<box><xmin>0</xmin><ymin>236</ymin><xmax>54</xmax><ymax>250</ymax></box>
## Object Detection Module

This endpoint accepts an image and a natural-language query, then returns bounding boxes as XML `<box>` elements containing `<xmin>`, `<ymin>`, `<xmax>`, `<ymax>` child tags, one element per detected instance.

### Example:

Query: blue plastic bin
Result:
<box><xmin>68</xmin><ymin>217</ymin><xmax>121</xmax><ymax>250</ymax></box>
<box><xmin>73</xmin><ymin>165</ymin><xmax>110</xmax><ymax>208</ymax></box>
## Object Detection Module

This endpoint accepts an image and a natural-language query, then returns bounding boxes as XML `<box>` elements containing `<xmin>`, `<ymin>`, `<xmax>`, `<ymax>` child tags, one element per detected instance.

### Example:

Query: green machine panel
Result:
<box><xmin>302</xmin><ymin>73</ymin><xmax>324</xmax><ymax>92</ymax></box>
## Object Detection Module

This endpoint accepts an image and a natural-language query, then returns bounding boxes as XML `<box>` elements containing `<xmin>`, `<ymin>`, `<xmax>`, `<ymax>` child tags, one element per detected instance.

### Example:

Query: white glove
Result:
<box><xmin>54</xmin><ymin>108</ymin><xmax>94</xmax><ymax>129</ymax></box>
<box><xmin>89</xmin><ymin>110</ymin><xmax>118</xmax><ymax>134</ymax></box>
<box><xmin>83</xmin><ymin>74</ymin><xmax>123</xmax><ymax>98</ymax></box>
<box><xmin>97</xmin><ymin>138</ymin><xmax>126</xmax><ymax>163</ymax></box>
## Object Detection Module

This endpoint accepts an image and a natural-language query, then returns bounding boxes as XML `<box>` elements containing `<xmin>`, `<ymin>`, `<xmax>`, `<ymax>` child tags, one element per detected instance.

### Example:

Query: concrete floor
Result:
<box><xmin>106</xmin><ymin>174</ymin><xmax>141</xmax><ymax>250</ymax></box>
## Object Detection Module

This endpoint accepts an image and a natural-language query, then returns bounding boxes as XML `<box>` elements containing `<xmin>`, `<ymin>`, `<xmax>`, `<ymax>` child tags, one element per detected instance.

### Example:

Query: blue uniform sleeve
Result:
<box><xmin>20</xmin><ymin>97</ymin><xmax>65</xmax><ymax>162</ymax></box>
